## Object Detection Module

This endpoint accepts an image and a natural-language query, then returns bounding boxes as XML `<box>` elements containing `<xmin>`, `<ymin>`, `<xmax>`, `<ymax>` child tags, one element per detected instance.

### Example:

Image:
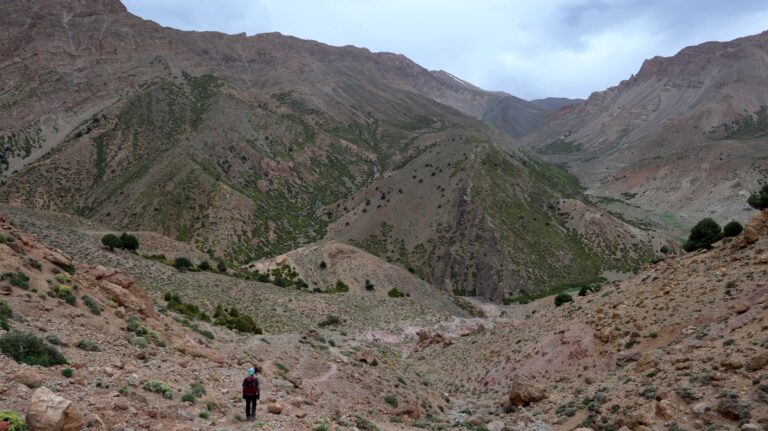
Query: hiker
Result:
<box><xmin>243</xmin><ymin>367</ymin><xmax>260</xmax><ymax>421</ymax></box>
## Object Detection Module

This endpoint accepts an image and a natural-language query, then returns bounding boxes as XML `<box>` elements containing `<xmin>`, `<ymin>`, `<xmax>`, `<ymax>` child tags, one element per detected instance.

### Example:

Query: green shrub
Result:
<box><xmin>554</xmin><ymin>293</ymin><xmax>573</xmax><ymax>307</ymax></box>
<box><xmin>365</xmin><ymin>279</ymin><xmax>374</xmax><ymax>291</ymax></box>
<box><xmin>119</xmin><ymin>233</ymin><xmax>139</xmax><ymax>251</ymax></box>
<box><xmin>0</xmin><ymin>410</ymin><xmax>25</xmax><ymax>431</ymax></box>
<box><xmin>330</xmin><ymin>280</ymin><xmax>348</xmax><ymax>293</ymax></box>
<box><xmin>190</xmin><ymin>382</ymin><xmax>206</xmax><ymax>398</ymax></box>
<box><xmin>318</xmin><ymin>315</ymin><xmax>341</xmax><ymax>327</ymax></box>
<box><xmin>1</xmin><ymin>271</ymin><xmax>30</xmax><ymax>290</ymax></box>
<box><xmin>0</xmin><ymin>234</ymin><xmax>5</xmax><ymax>243</ymax></box>
<box><xmin>319</xmin><ymin>260</ymin><xmax>327</xmax><ymax>269</ymax></box>
<box><xmin>45</xmin><ymin>334</ymin><xmax>64</xmax><ymax>346</ymax></box>
<box><xmin>0</xmin><ymin>300</ymin><xmax>12</xmax><ymax>331</ymax></box>
<box><xmin>384</xmin><ymin>394</ymin><xmax>398</xmax><ymax>407</ymax></box>
<box><xmin>198</xmin><ymin>261</ymin><xmax>211</xmax><ymax>271</ymax></box>
<box><xmin>172</xmin><ymin>257</ymin><xmax>193</xmax><ymax>271</ymax></box>
<box><xmin>723</xmin><ymin>221</ymin><xmax>743</xmax><ymax>237</ymax></box>
<box><xmin>76</xmin><ymin>340</ymin><xmax>100</xmax><ymax>352</ymax></box>
<box><xmin>198</xmin><ymin>411</ymin><xmax>209</xmax><ymax>419</ymax></box>
<box><xmin>748</xmin><ymin>184</ymin><xmax>768</xmax><ymax>210</ymax></box>
<box><xmin>387</xmin><ymin>288</ymin><xmax>405</xmax><ymax>298</ymax></box>
<box><xmin>62</xmin><ymin>368</ymin><xmax>73</xmax><ymax>378</ymax></box>
<box><xmin>683</xmin><ymin>218</ymin><xmax>723</xmax><ymax>252</ymax></box>
<box><xmin>216</xmin><ymin>260</ymin><xmax>227</xmax><ymax>273</ymax></box>
<box><xmin>212</xmin><ymin>305</ymin><xmax>261</xmax><ymax>334</ymax></box>
<box><xmin>55</xmin><ymin>274</ymin><xmax>70</xmax><ymax>283</ymax></box>
<box><xmin>101</xmin><ymin>234</ymin><xmax>123</xmax><ymax>250</ymax></box>
<box><xmin>0</xmin><ymin>331</ymin><xmax>67</xmax><ymax>366</ymax></box>
<box><xmin>131</xmin><ymin>337</ymin><xmax>149</xmax><ymax>348</ymax></box>
<box><xmin>313</xmin><ymin>419</ymin><xmax>330</xmax><ymax>431</ymax></box>
<box><xmin>127</xmin><ymin>316</ymin><xmax>149</xmax><ymax>336</ymax></box>
<box><xmin>82</xmin><ymin>295</ymin><xmax>102</xmax><ymax>315</ymax></box>
<box><xmin>164</xmin><ymin>293</ymin><xmax>210</xmax><ymax>321</ymax></box>
<box><xmin>143</xmin><ymin>380</ymin><xmax>173</xmax><ymax>399</ymax></box>
<box><xmin>181</xmin><ymin>392</ymin><xmax>196</xmax><ymax>403</ymax></box>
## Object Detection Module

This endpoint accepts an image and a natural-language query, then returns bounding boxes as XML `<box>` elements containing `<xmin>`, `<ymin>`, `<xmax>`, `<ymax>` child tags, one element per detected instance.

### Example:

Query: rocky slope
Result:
<box><xmin>0</xmin><ymin>0</ymin><xmax>658</xmax><ymax>299</ymax></box>
<box><xmin>522</xmin><ymin>32</ymin><xmax>768</xmax><ymax>226</ymax></box>
<box><xmin>412</xmin><ymin>208</ymin><xmax>768</xmax><ymax>430</ymax></box>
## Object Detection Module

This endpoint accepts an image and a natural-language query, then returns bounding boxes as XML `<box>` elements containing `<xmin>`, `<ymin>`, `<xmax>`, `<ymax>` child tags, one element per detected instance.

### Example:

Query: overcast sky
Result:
<box><xmin>123</xmin><ymin>0</ymin><xmax>768</xmax><ymax>100</ymax></box>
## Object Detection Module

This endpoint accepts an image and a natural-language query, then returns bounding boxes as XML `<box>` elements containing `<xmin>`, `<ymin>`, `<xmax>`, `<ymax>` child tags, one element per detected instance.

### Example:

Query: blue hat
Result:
<box><xmin>248</xmin><ymin>368</ymin><xmax>255</xmax><ymax>376</ymax></box>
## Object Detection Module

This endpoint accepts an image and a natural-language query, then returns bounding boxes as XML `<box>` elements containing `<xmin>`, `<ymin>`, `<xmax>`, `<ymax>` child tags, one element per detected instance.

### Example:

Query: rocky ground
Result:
<box><xmin>1</xmin><ymin>208</ymin><xmax>767</xmax><ymax>431</ymax></box>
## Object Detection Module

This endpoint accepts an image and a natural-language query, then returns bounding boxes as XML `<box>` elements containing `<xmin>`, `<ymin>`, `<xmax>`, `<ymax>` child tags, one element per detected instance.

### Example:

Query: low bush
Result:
<box><xmin>213</xmin><ymin>305</ymin><xmax>261</xmax><ymax>335</ymax></box>
<box><xmin>127</xmin><ymin>316</ymin><xmax>149</xmax><ymax>336</ymax></box>
<box><xmin>131</xmin><ymin>337</ymin><xmax>149</xmax><ymax>348</ymax></box>
<box><xmin>0</xmin><ymin>410</ymin><xmax>25</xmax><ymax>431</ymax></box>
<box><xmin>365</xmin><ymin>279</ymin><xmax>375</xmax><ymax>291</ymax></box>
<box><xmin>45</xmin><ymin>334</ymin><xmax>64</xmax><ymax>346</ymax></box>
<box><xmin>164</xmin><ymin>293</ymin><xmax>210</xmax><ymax>321</ymax></box>
<box><xmin>748</xmin><ymin>184</ymin><xmax>768</xmax><ymax>210</ymax></box>
<box><xmin>76</xmin><ymin>340</ymin><xmax>100</xmax><ymax>352</ymax></box>
<box><xmin>62</xmin><ymin>368</ymin><xmax>73</xmax><ymax>378</ymax></box>
<box><xmin>329</xmin><ymin>280</ymin><xmax>349</xmax><ymax>293</ymax></box>
<box><xmin>318</xmin><ymin>315</ymin><xmax>341</xmax><ymax>328</ymax></box>
<box><xmin>387</xmin><ymin>288</ymin><xmax>405</xmax><ymax>298</ymax></box>
<box><xmin>198</xmin><ymin>261</ymin><xmax>211</xmax><ymax>271</ymax></box>
<box><xmin>0</xmin><ymin>331</ymin><xmax>67</xmax><ymax>366</ymax></box>
<box><xmin>1</xmin><ymin>271</ymin><xmax>29</xmax><ymax>290</ymax></box>
<box><xmin>723</xmin><ymin>221</ymin><xmax>743</xmax><ymax>238</ymax></box>
<box><xmin>554</xmin><ymin>293</ymin><xmax>573</xmax><ymax>307</ymax></box>
<box><xmin>172</xmin><ymin>257</ymin><xmax>193</xmax><ymax>271</ymax></box>
<box><xmin>143</xmin><ymin>380</ymin><xmax>173</xmax><ymax>399</ymax></box>
<box><xmin>190</xmin><ymin>382</ymin><xmax>206</xmax><ymax>398</ymax></box>
<box><xmin>384</xmin><ymin>394</ymin><xmax>398</xmax><ymax>407</ymax></box>
<box><xmin>0</xmin><ymin>300</ymin><xmax>12</xmax><ymax>330</ymax></box>
<box><xmin>181</xmin><ymin>392</ymin><xmax>196</xmax><ymax>403</ymax></box>
<box><xmin>216</xmin><ymin>261</ymin><xmax>227</xmax><ymax>273</ymax></box>
<box><xmin>82</xmin><ymin>295</ymin><xmax>102</xmax><ymax>315</ymax></box>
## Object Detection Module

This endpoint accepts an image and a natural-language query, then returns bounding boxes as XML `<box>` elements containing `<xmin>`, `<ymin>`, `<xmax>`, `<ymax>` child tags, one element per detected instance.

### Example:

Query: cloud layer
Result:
<box><xmin>124</xmin><ymin>0</ymin><xmax>768</xmax><ymax>99</ymax></box>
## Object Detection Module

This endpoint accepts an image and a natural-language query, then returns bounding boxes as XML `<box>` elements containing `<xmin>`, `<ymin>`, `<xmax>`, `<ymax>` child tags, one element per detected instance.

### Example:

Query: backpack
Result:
<box><xmin>243</xmin><ymin>376</ymin><xmax>259</xmax><ymax>396</ymax></box>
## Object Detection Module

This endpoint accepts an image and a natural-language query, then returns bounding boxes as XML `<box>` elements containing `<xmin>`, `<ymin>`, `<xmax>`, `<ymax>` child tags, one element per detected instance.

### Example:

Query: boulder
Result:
<box><xmin>26</xmin><ymin>387</ymin><xmax>84</xmax><ymax>431</ymax></box>
<box><xmin>635</xmin><ymin>349</ymin><xmax>664</xmax><ymax>373</ymax></box>
<box><xmin>741</xmin><ymin>210</ymin><xmax>768</xmax><ymax>246</ymax></box>
<box><xmin>507</xmin><ymin>373</ymin><xmax>546</xmax><ymax>406</ymax></box>
<box><xmin>267</xmin><ymin>402</ymin><xmax>284</xmax><ymax>415</ymax></box>
<box><xmin>354</xmin><ymin>350</ymin><xmax>378</xmax><ymax>366</ymax></box>
<box><xmin>746</xmin><ymin>352</ymin><xmax>768</xmax><ymax>371</ymax></box>
<box><xmin>14</xmin><ymin>370</ymin><xmax>45</xmax><ymax>388</ymax></box>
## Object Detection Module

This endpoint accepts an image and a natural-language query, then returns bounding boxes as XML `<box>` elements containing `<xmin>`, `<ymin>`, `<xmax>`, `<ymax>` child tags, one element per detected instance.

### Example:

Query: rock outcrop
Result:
<box><xmin>26</xmin><ymin>387</ymin><xmax>84</xmax><ymax>431</ymax></box>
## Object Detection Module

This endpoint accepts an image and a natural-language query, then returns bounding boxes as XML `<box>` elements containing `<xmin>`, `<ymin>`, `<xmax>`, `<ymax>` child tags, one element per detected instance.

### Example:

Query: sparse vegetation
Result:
<box><xmin>165</xmin><ymin>292</ymin><xmax>210</xmax><ymax>321</ymax></box>
<box><xmin>387</xmin><ymin>288</ymin><xmax>405</xmax><ymax>298</ymax></box>
<box><xmin>0</xmin><ymin>331</ymin><xmax>67</xmax><ymax>366</ymax></box>
<box><xmin>82</xmin><ymin>295</ymin><xmax>102</xmax><ymax>315</ymax></box>
<box><xmin>76</xmin><ymin>339</ymin><xmax>100</xmax><ymax>352</ymax></box>
<box><xmin>683</xmin><ymin>218</ymin><xmax>723</xmax><ymax>252</ymax></box>
<box><xmin>143</xmin><ymin>380</ymin><xmax>173</xmax><ymax>399</ymax></box>
<box><xmin>1</xmin><ymin>271</ymin><xmax>29</xmax><ymax>290</ymax></box>
<box><xmin>0</xmin><ymin>300</ymin><xmax>12</xmax><ymax>330</ymax></box>
<box><xmin>318</xmin><ymin>315</ymin><xmax>341</xmax><ymax>328</ymax></box>
<box><xmin>62</xmin><ymin>368</ymin><xmax>73</xmax><ymax>378</ymax></box>
<box><xmin>213</xmin><ymin>304</ymin><xmax>261</xmax><ymax>334</ymax></box>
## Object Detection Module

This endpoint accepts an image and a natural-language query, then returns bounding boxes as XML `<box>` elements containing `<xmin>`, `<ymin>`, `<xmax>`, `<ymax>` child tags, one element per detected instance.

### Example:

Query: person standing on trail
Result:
<box><xmin>243</xmin><ymin>367</ymin><xmax>260</xmax><ymax>422</ymax></box>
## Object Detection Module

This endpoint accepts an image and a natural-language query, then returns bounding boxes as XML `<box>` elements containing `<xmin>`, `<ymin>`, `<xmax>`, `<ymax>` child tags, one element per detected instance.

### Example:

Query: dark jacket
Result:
<box><xmin>242</xmin><ymin>376</ymin><xmax>260</xmax><ymax>399</ymax></box>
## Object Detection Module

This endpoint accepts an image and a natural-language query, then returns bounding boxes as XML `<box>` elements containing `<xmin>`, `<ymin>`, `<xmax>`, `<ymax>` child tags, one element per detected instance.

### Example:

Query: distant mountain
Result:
<box><xmin>523</xmin><ymin>32</ymin><xmax>768</xmax><ymax>224</ymax></box>
<box><xmin>530</xmin><ymin>97</ymin><xmax>583</xmax><ymax>111</ymax></box>
<box><xmin>0</xmin><ymin>0</ymin><xmax>657</xmax><ymax>299</ymax></box>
